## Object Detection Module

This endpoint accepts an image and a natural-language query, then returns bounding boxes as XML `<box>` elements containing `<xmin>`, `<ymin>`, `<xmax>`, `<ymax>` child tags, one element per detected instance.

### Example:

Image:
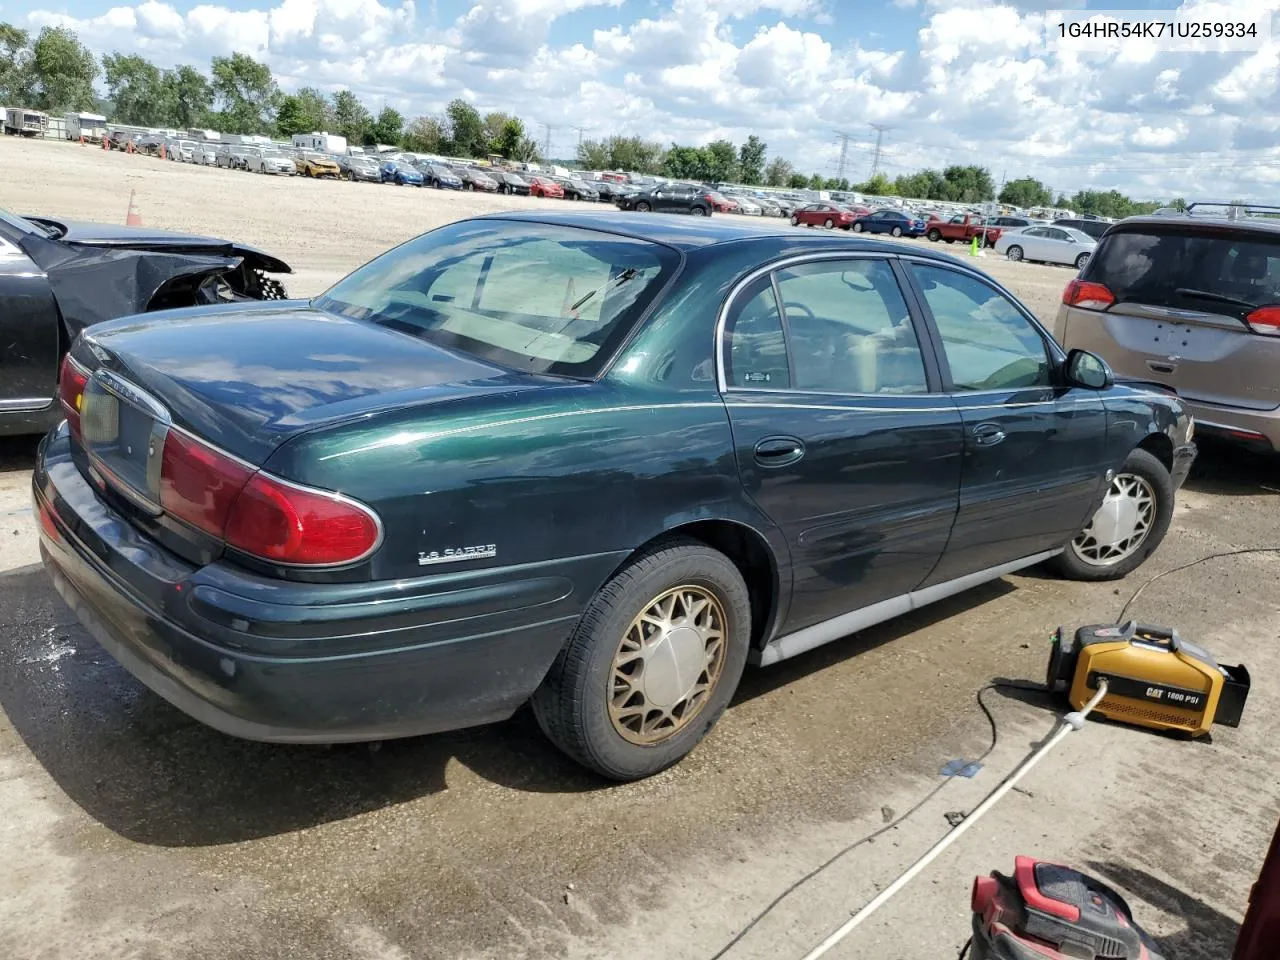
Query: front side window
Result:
<box><xmin>774</xmin><ymin>260</ymin><xmax>927</xmax><ymax>395</ymax></box>
<box><xmin>317</xmin><ymin>220</ymin><xmax>678</xmax><ymax>377</ymax></box>
<box><xmin>911</xmin><ymin>264</ymin><xmax>1051</xmax><ymax>391</ymax></box>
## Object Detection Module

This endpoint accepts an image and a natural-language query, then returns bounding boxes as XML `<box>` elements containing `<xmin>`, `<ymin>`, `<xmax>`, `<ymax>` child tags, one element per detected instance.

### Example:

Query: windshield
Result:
<box><xmin>431</xmin><ymin>165</ymin><xmax>454</xmax><ymax>177</ymax></box>
<box><xmin>1061</xmin><ymin>228</ymin><xmax>1095</xmax><ymax>244</ymax></box>
<box><xmin>0</xmin><ymin>208</ymin><xmax>55</xmax><ymax>238</ymax></box>
<box><xmin>315</xmin><ymin>220</ymin><xmax>679</xmax><ymax>377</ymax></box>
<box><xmin>1086</xmin><ymin>226</ymin><xmax>1280</xmax><ymax>321</ymax></box>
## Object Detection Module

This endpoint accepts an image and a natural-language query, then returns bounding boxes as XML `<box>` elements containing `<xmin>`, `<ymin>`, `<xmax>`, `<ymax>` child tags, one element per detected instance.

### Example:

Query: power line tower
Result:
<box><xmin>537</xmin><ymin>121</ymin><xmax>554</xmax><ymax>160</ymax></box>
<box><xmin>869</xmin><ymin>123</ymin><xmax>890</xmax><ymax>179</ymax></box>
<box><xmin>571</xmin><ymin>125</ymin><xmax>589</xmax><ymax>153</ymax></box>
<box><xmin>834</xmin><ymin>131</ymin><xmax>852</xmax><ymax>181</ymax></box>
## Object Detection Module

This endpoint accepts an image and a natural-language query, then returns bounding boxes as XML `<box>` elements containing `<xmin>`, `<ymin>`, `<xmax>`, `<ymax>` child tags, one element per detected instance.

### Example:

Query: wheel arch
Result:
<box><xmin>1137</xmin><ymin>431</ymin><xmax>1174</xmax><ymax>472</ymax></box>
<box><xmin>604</xmin><ymin>518</ymin><xmax>785</xmax><ymax>650</ymax></box>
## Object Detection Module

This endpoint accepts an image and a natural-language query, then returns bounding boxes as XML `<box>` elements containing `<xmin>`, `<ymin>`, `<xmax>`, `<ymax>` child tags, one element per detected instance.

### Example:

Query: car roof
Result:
<box><xmin>1116</xmin><ymin>213</ymin><xmax>1280</xmax><ymax>236</ymax></box>
<box><xmin>472</xmin><ymin>209</ymin><xmax>974</xmax><ymax>259</ymax></box>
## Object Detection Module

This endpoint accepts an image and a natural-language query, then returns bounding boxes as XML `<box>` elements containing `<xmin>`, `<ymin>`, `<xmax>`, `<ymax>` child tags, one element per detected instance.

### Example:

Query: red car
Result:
<box><xmin>529</xmin><ymin>177</ymin><xmax>564</xmax><ymax>199</ymax></box>
<box><xmin>791</xmin><ymin>202</ymin><xmax>857</xmax><ymax>229</ymax></box>
<box><xmin>705</xmin><ymin>192</ymin><xmax>738</xmax><ymax>213</ymax></box>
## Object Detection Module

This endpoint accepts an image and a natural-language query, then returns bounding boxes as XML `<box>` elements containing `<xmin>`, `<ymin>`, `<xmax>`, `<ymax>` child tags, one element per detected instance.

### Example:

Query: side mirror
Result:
<box><xmin>1065</xmin><ymin>348</ymin><xmax>1113</xmax><ymax>390</ymax></box>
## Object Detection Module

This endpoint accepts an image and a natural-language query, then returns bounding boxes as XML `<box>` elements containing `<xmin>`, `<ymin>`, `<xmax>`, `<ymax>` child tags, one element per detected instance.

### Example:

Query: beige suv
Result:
<box><xmin>1055</xmin><ymin>207</ymin><xmax>1280</xmax><ymax>451</ymax></box>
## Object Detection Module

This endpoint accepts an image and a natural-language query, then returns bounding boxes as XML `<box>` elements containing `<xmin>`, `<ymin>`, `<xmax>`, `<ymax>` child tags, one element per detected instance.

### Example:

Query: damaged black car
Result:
<box><xmin>0</xmin><ymin>207</ymin><xmax>291</xmax><ymax>436</ymax></box>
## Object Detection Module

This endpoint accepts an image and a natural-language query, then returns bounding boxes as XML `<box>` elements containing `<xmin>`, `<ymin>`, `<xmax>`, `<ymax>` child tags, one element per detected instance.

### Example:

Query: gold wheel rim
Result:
<box><xmin>608</xmin><ymin>585</ymin><xmax>727</xmax><ymax>745</ymax></box>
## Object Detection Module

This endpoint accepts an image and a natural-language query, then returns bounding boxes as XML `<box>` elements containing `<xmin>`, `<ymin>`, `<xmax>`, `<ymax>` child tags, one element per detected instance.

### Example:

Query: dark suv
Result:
<box><xmin>617</xmin><ymin>183</ymin><xmax>712</xmax><ymax>216</ymax></box>
<box><xmin>1053</xmin><ymin>218</ymin><xmax>1112</xmax><ymax>241</ymax></box>
<box><xmin>1056</xmin><ymin>203</ymin><xmax>1280</xmax><ymax>450</ymax></box>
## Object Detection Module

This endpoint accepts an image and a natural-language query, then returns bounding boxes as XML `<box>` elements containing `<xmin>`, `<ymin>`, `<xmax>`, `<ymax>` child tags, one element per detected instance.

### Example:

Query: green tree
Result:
<box><xmin>1169</xmin><ymin>196</ymin><xmax>1187</xmax><ymax>211</ymax></box>
<box><xmin>402</xmin><ymin>115</ymin><xmax>444</xmax><ymax>153</ymax></box>
<box><xmin>330</xmin><ymin>89</ymin><xmax>370</xmax><ymax>144</ymax></box>
<box><xmin>859</xmin><ymin>172</ymin><xmax>895</xmax><ymax>195</ymax></box>
<box><xmin>370</xmin><ymin>106</ymin><xmax>403</xmax><ymax>146</ymax></box>
<box><xmin>491</xmin><ymin>117</ymin><xmax>526</xmax><ymax>159</ymax></box>
<box><xmin>102</xmin><ymin>53</ymin><xmax>164</xmax><ymax>125</ymax></box>
<box><xmin>807</xmin><ymin>173</ymin><xmax>825</xmax><ymax>190</ymax></box>
<box><xmin>787</xmin><ymin>172</ymin><xmax>809</xmax><ymax>189</ymax></box>
<box><xmin>738</xmin><ymin>134</ymin><xmax>767</xmax><ymax>184</ymax></box>
<box><xmin>763</xmin><ymin>156</ymin><xmax>793</xmax><ymax>187</ymax></box>
<box><xmin>940</xmin><ymin>164</ymin><xmax>995</xmax><ymax>202</ymax></box>
<box><xmin>0</xmin><ymin>23</ymin><xmax>30</xmax><ymax>105</ymax></box>
<box><xmin>210</xmin><ymin>52</ymin><xmax>278</xmax><ymax>134</ymax></box>
<box><xmin>444</xmin><ymin>98</ymin><xmax>484</xmax><ymax>156</ymax></box>
<box><xmin>663</xmin><ymin>144</ymin><xmax>710</xmax><ymax>180</ymax></box>
<box><xmin>577</xmin><ymin>134</ymin><xmax>664</xmax><ymax>174</ymax></box>
<box><xmin>274</xmin><ymin>85</ymin><xmax>331</xmax><ymax>137</ymax></box>
<box><xmin>998</xmin><ymin>176</ymin><xmax>1053</xmax><ymax>209</ymax></box>
<box><xmin>162</xmin><ymin>65</ymin><xmax>211</xmax><ymax>129</ymax></box>
<box><xmin>1055</xmin><ymin>193</ymin><xmax>1070</xmax><ymax>208</ymax></box>
<box><xmin>28</xmin><ymin>26</ymin><xmax>97</xmax><ymax>111</ymax></box>
<box><xmin>705</xmin><ymin>139</ymin><xmax>738</xmax><ymax>183</ymax></box>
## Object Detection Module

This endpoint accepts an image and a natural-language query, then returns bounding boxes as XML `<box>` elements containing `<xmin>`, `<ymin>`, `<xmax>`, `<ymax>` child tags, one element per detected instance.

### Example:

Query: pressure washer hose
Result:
<box><xmin>797</xmin><ymin>681</ymin><xmax>1111</xmax><ymax>960</ymax></box>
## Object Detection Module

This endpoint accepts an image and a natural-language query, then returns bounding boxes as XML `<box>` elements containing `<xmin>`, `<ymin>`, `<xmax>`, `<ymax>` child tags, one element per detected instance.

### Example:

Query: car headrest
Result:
<box><xmin>1232</xmin><ymin>253</ymin><xmax>1268</xmax><ymax>280</ymax></box>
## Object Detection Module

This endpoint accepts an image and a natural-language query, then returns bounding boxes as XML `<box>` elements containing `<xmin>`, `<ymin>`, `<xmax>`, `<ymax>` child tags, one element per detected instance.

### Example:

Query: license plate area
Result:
<box><xmin>80</xmin><ymin>372</ymin><xmax>170</xmax><ymax>516</ymax></box>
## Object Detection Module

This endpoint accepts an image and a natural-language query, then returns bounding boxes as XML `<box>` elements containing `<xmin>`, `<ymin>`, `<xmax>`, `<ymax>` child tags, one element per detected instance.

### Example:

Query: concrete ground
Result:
<box><xmin>1</xmin><ymin>136</ymin><xmax>1277</xmax><ymax>960</ymax></box>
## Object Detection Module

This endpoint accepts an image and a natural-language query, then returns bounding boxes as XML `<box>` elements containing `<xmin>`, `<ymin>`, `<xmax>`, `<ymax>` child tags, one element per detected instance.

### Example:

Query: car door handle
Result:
<box><xmin>971</xmin><ymin>422</ymin><xmax>1006</xmax><ymax>446</ymax></box>
<box><xmin>1147</xmin><ymin>360</ymin><xmax>1177</xmax><ymax>374</ymax></box>
<box><xmin>754</xmin><ymin>437</ymin><xmax>805</xmax><ymax>467</ymax></box>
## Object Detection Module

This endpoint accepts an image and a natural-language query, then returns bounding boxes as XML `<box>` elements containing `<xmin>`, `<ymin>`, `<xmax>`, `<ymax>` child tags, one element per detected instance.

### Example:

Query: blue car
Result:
<box><xmin>424</xmin><ymin>164</ymin><xmax>463</xmax><ymax>189</ymax></box>
<box><xmin>852</xmin><ymin>209</ymin><xmax>928</xmax><ymax>238</ymax></box>
<box><xmin>381</xmin><ymin>161</ymin><xmax>424</xmax><ymax>186</ymax></box>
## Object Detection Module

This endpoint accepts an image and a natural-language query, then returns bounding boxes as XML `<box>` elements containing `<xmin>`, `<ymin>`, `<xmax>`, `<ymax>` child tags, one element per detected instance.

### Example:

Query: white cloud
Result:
<box><xmin>20</xmin><ymin>0</ymin><xmax>1280</xmax><ymax>199</ymax></box>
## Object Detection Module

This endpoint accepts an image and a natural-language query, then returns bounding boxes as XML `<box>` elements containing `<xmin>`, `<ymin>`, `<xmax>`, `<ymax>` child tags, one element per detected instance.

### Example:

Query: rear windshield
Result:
<box><xmin>315</xmin><ymin>219</ymin><xmax>679</xmax><ymax>377</ymax></box>
<box><xmin>1086</xmin><ymin>226</ymin><xmax>1280</xmax><ymax>321</ymax></box>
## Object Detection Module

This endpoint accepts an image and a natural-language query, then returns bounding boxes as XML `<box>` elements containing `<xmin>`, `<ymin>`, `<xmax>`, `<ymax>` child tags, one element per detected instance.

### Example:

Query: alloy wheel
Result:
<box><xmin>1070</xmin><ymin>473</ymin><xmax>1156</xmax><ymax>566</ymax></box>
<box><xmin>608</xmin><ymin>585</ymin><xmax>727</xmax><ymax>745</ymax></box>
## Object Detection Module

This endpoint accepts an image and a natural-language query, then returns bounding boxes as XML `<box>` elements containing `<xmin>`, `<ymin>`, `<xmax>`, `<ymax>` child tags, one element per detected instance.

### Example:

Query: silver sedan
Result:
<box><xmin>995</xmin><ymin>225</ymin><xmax>1097</xmax><ymax>270</ymax></box>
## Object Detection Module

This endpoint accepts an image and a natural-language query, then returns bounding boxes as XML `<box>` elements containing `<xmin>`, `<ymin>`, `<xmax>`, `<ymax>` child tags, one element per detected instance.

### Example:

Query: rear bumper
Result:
<box><xmin>34</xmin><ymin>425</ymin><xmax>614</xmax><ymax>743</ymax></box>
<box><xmin>1185</xmin><ymin>401</ymin><xmax>1278</xmax><ymax>451</ymax></box>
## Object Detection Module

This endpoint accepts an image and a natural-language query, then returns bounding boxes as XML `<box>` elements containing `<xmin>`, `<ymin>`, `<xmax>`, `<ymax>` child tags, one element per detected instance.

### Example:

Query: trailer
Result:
<box><xmin>4</xmin><ymin>107</ymin><xmax>47</xmax><ymax>137</ymax></box>
<box><xmin>292</xmin><ymin>131</ymin><xmax>349</xmax><ymax>155</ymax></box>
<box><xmin>64</xmin><ymin>111</ymin><xmax>108</xmax><ymax>143</ymax></box>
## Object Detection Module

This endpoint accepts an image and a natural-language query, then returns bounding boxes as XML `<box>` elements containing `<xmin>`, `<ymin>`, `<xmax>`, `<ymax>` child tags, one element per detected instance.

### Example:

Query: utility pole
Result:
<box><xmin>869</xmin><ymin>123</ymin><xmax>890</xmax><ymax>179</ymax></box>
<box><xmin>834</xmin><ymin>131</ymin><xmax>852</xmax><ymax>181</ymax></box>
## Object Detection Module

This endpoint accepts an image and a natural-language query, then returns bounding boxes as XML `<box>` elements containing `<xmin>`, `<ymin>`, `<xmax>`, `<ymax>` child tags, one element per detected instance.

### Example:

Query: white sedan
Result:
<box><xmin>995</xmin><ymin>225</ymin><xmax>1097</xmax><ymax>270</ymax></box>
<box><xmin>732</xmin><ymin>196</ymin><xmax>763</xmax><ymax>216</ymax></box>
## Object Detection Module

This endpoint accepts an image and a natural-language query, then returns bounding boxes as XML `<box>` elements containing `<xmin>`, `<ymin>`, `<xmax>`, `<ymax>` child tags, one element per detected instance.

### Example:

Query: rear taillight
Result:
<box><xmin>159</xmin><ymin>430</ymin><xmax>254</xmax><ymax>536</ymax></box>
<box><xmin>159</xmin><ymin>429</ymin><xmax>380</xmax><ymax>566</ymax></box>
<box><xmin>225</xmin><ymin>474</ymin><xmax>381</xmax><ymax>566</ymax></box>
<box><xmin>1246</xmin><ymin>305</ymin><xmax>1280</xmax><ymax>336</ymax></box>
<box><xmin>58</xmin><ymin>354</ymin><xmax>90</xmax><ymax>437</ymax></box>
<box><xmin>1063</xmin><ymin>279</ymin><xmax>1115</xmax><ymax>310</ymax></box>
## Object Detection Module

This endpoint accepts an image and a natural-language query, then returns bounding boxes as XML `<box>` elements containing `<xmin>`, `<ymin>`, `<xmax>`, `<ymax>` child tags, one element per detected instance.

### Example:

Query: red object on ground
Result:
<box><xmin>1234</xmin><ymin>815</ymin><xmax>1280</xmax><ymax>959</ymax></box>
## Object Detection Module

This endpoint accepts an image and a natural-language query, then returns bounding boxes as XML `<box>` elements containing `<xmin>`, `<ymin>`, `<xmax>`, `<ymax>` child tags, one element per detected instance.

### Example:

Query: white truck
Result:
<box><xmin>292</xmin><ymin>132</ymin><xmax>348</xmax><ymax>155</ymax></box>
<box><xmin>64</xmin><ymin>111</ymin><xmax>108</xmax><ymax>143</ymax></box>
<box><xmin>4</xmin><ymin>107</ymin><xmax>47</xmax><ymax>137</ymax></box>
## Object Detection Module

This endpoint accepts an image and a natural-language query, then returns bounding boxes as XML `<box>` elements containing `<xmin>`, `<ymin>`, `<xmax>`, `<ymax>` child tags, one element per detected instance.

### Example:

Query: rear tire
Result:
<box><xmin>531</xmin><ymin>539</ymin><xmax>751</xmax><ymax>781</ymax></box>
<box><xmin>852</xmin><ymin>222</ymin><xmax>864</xmax><ymax>233</ymax></box>
<box><xmin>690</xmin><ymin>206</ymin><xmax>707</xmax><ymax>216</ymax></box>
<box><xmin>1075</xmin><ymin>253</ymin><xmax>1091</xmax><ymax>270</ymax></box>
<box><xmin>891</xmin><ymin>226</ymin><xmax>903</xmax><ymax>238</ymax></box>
<box><xmin>1007</xmin><ymin>245</ymin><xmax>1024</xmax><ymax>262</ymax></box>
<box><xmin>1050</xmin><ymin>448</ymin><xmax>1174</xmax><ymax>582</ymax></box>
<box><xmin>790</xmin><ymin>215</ymin><xmax>800</xmax><ymax>226</ymax></box>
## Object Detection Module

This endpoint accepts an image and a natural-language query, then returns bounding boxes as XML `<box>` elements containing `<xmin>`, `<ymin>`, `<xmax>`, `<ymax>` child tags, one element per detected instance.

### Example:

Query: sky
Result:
<box><xmin>8</xmin><ymin>0</ymin><xmax>1280</xmax><ymax>199</ymax></box>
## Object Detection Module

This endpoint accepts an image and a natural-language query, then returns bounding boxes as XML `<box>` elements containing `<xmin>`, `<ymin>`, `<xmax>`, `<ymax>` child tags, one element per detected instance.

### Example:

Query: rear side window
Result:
<box><xmin>723</xmin><ymin>277</ymin><xmax>790</xmax><ymax>389</ymax></box>
<box><xmin>1088</xmin><ymin>229</ymin><xmax>1280</xmax><ymax>321</ymax></box>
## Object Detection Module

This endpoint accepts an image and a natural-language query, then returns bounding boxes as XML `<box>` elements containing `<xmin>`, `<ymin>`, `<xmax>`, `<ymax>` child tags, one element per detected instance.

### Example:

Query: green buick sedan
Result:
<box><xmin>35</xmin><ymin>212</ymin><xmax>1194</xmax><ymax>780</ymax></box>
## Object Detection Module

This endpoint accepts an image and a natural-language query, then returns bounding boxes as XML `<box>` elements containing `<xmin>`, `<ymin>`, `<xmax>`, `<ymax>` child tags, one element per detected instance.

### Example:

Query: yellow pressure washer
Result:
<box><xmin>1046</xmin><ymin>622</ymin><xmax>1251</xmax><ymax>737</ymax></box>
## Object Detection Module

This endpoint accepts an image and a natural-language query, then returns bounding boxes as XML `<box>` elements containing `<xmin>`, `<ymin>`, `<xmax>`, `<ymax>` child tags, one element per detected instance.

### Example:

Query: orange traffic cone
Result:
<box><xmin>159</xmin><ymin>143</ymin><xmax>165</xmax><ymax>160</ymax></box>
<box><xmin>101</xmin><ymin>136</ymin><xmax>108</xmax><ymax>151</ymax></box>
<box><xmin>79</xmin><ymin>135</ymin><xmax>85</xmax><ymax>146</ymax></box>
<box><xmin>125</xmin><ymin>190</ymin><xmax>143</xmax><ymax>227</ymax></box>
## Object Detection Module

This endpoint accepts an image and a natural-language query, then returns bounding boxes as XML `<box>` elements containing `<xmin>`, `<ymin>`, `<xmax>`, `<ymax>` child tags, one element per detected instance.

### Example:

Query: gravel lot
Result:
<box><xmin>2</xmin><ymin>136</ymin><xmax>1278</xmax><ymax>960</ymax></box>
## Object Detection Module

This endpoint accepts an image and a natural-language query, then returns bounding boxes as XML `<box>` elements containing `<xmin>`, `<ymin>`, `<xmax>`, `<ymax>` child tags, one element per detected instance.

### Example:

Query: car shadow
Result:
<box><xmin>0</xmin><ymin>562</ymin><xmax>602</xmax><ymax>848</ymax></box>
<box><xmin>1182</xmin><ymin>438</ymin><xmax>1280</xmax><ymax>497</ymax></box>
<box><xmin>1084</xmin><ymin>860</ymin><xmax>1242</xmax><ymax>960</ymax></box>
<box><xmin>733</xmin><ymin>579</ymin><xmax>1016</xmax><ymax>705</ymax></box>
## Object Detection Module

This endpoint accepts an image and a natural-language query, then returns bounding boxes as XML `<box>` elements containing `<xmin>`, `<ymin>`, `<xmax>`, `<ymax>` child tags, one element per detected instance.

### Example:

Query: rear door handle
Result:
<box><xmin>971</xmin><ymin>422</ymin><xmax>1006</xmax><ymax>446</ymax></box>
<box><xmin>1147</xmin><ymin>360</ymin><xmax>1176</xmax><ymax>374</ymax></box>
<box><xmin>754</xmin><ymin>436</ymin><xmax>805</xmax><ymax>467</ymax></box>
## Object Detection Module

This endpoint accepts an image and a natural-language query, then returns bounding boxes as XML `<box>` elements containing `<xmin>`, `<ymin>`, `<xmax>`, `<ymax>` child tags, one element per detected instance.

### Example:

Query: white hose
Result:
<box><xmin>797</xmin><ymin>681</ymin><xmax>1110</xmax><ymax>960</ymax></box>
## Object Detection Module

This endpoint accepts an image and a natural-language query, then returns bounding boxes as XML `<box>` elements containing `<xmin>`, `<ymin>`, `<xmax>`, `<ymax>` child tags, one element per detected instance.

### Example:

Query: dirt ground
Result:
<box><xmin>1</xmin><ymin>136</ymin><xmax>1278</xmax><ymax>960</ymax></box>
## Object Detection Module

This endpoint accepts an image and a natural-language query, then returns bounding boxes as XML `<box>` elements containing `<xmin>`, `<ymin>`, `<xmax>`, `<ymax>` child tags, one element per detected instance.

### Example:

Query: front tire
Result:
<box><xmin>690</xmin><ymin>205</ymin><xmax>707</xmax><ymax>216</ymax></box>
<box><xmin>927</xmin><ymin>228</ymin><xmax>942</xmax><ymax>242</ymax></box>
<box><xmin>824</xmin><ymin>218</ymin><xmax>834</xmax><ymax>229</ymax></box>
<box><xmin>791</xmin><ymin>214</ymin><xmax>800</xmax><ymax>226</ymax></box>
<box><xmin>1051</xmin><ymin>448</ymin><xmax>1174</xmax><ymax>582</ymax></box>
<box><xmin>1006</xmin><ymin>245</ymin><xmax>1024</xmax><ymax>262</ymax></box>
<box><xmin>635</xmin><ymin>201</ymin><xmax>651</xmax><ymax>212</ymax></box>
<box><xmin>531</xmin><ymin>539</ymin><xmax>751</xmax><ymax>781</ymax></box>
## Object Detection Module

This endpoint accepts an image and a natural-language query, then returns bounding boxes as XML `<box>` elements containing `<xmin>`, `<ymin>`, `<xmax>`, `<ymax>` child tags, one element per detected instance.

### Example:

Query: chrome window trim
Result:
<box><xmin>0</xmin><ymin>396</ymin><xmax>54</xmax><ymax>412</ymax></box>
<box><xmin>714</xmin><ymin>250</ymin><xmax>898</xmax><ymax>395</ymax></box>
